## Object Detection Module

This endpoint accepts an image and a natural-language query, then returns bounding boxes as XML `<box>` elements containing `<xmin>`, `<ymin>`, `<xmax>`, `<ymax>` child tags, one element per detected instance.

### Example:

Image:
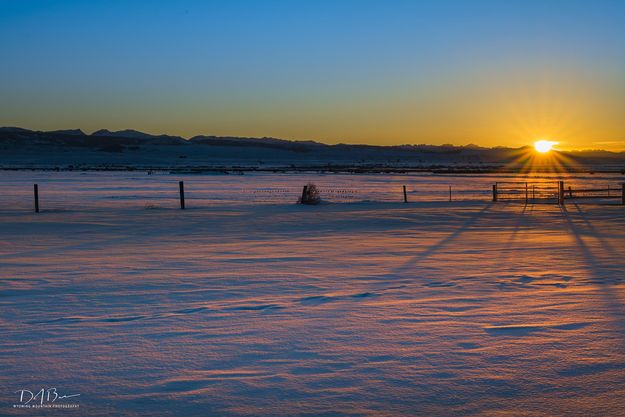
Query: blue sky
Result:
<box><xmin>1</xmin><ymin>0</ymin><xmax>625</xmax><ymax>149</ymax></box>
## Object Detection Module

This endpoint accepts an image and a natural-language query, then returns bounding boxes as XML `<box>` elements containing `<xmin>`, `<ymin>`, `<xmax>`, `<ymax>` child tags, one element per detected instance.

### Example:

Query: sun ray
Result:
<box><xmin>499</xmin><ymin>137</ymin><xmax>587</xmax><ymax>174</ymax></box>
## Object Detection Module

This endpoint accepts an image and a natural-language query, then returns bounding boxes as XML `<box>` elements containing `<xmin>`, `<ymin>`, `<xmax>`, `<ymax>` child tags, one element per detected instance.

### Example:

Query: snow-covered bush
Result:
<box><xmin>299</xmin><ymin>182</ymin><xmax>321</xmax><ymax>205</ymax></box>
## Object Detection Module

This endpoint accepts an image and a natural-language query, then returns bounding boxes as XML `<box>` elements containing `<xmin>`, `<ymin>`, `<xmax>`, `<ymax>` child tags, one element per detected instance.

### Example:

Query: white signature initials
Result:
<box><xmin>15</xmin><ymin>388</ymin><xmax>80</xmax><ymax>405</ymax></box>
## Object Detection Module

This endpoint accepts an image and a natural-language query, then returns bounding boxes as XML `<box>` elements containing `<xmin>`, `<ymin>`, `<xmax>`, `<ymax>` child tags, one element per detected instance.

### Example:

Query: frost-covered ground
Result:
<box><xmin>1</xmin><ymin>173</ymin><xmax>625</xmax><ymax>416</ymax></box>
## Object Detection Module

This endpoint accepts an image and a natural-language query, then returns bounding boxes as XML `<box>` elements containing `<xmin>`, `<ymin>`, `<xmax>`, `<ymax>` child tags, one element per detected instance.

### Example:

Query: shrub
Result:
<box><xmin>299</xmin><ymin>182</ymin><xmax>321</xmax><ymax>205</ymax></box>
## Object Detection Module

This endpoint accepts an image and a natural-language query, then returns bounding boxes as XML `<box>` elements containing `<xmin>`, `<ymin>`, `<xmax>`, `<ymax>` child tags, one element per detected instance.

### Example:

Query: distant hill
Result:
<box><xmin>1</xmin><ymin>127</ymin><xmax>624</xmax><ymax>172</ymax></box>
<box><xmin>92</xmin><ymin>129</ymin><xmax>187</xmax><ymax>145</ymax></box>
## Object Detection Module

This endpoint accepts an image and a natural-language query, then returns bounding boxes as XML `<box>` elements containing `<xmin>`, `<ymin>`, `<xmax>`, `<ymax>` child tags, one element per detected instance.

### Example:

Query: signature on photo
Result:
<box><xmin>15</xmin><ymin>388</ymin><xmax>80</xmax><ymax>406</ymax></box>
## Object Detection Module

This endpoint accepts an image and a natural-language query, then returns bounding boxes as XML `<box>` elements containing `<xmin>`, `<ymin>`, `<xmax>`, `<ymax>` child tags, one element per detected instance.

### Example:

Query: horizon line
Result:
<box><xmin>2</xmin><ymin>125</ymin><xmax>624</xmax><ymax>154</ymax></box>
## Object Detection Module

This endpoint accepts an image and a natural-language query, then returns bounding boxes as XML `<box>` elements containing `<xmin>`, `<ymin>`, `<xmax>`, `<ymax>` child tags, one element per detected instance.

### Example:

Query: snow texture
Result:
<box><xmin>1</xmin><ymin>172</ymin><xmax>625</xmax><ymax>416</ymax></box>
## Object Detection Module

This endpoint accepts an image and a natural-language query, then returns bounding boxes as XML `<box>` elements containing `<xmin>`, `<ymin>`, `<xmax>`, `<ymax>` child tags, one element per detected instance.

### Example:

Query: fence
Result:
<box><xmin>13</xmin><ymin>182</ymin><xmax>472</xmax><ymax>211</ymax></box>
<box><xmin>564</xmin><ymin>185</ymin><xmax>623</xmax><ymax>200</ymax></box>
<box><xmin>492</xmin><ymin>181</ymin><xmax>625</xmax><ymax>205</ymax></box>
<box><xmin>0</xmin><ymin>172</ymin><xmax>501</xmax><ymax>212</ymax></box>
<box><xmin>1</xmin><ymin>172</ymin><xmax>623</xmax><ymax>212</ymax></box>
<box><xmin>493</xmin><ymin>181</ymin><xmax>560</xmax><ymax>203</ymax></box>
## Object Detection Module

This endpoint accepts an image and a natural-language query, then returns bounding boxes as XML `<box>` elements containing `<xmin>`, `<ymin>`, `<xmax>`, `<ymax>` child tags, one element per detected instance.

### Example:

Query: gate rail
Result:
<box><xmin>493</xmin><ymin>181</ymin><xmax>625</xmax><ymax>205</ymax></box>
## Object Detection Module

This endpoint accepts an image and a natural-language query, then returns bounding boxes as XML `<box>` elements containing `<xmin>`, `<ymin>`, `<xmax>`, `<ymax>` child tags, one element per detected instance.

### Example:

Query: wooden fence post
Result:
<box><xmin>403</xmin><ymin>185</ymin><xmax>408</xmax><ymax>203</ymax></box>
<box><xmin>34</xmin><ymin>184</ymin><xmax>39</xmax><ymax>213</ymax></box>
<box><xmin>558</xmin><ymin>181</ymin><xmax>564</xmax><ymax>205</ymax></box>
<box><xmin>525</xmin><ymin>182</ymin><xmax>528</xmax><ymax>204</ymax></box>
<box><xmin>492</xmin><ymin>184</ymin><xmax>497</xmax><ymax>202</ymax></box>
<box><xmin>449</xmin><ymin>185</ymin><xmax>452</xmax><ymax>202</ymax></box>
<box><xmin>179</xmin><ymin>181</ymin><xmax>185</xmax><ymax>209</ymax></box>
<box><xmin>301</xmin><ymin>185</ymin><xmax>308</xmax><ymax>204</ymax></box>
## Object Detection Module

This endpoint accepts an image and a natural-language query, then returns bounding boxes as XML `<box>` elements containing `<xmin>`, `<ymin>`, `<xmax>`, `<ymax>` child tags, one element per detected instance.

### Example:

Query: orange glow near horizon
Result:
<box><xmin>501</xmin><ymin>139</ymin><xmax>580</xmax><ymax>173</ymax></box>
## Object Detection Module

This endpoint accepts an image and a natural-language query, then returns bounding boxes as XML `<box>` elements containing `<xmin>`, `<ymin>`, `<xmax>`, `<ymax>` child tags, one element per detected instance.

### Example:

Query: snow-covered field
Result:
<box><xmin>2</xmin><ymin>172</ymin><xmax>625</xmax><ymax>416</ymax></box>
<box><xmin>1</xmin><ymin>170</ymin><xmax>624</xmax><ymax>210</ymax></box>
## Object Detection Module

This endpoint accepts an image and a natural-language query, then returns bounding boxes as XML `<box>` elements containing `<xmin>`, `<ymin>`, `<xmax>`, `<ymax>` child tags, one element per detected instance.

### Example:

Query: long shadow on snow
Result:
<box><xmin>498</xmin><ymin>203</ymin><xmax>528</xmax><ymax>265</ymax></box>
<box><xmin>559</xmin><ymin>204</ymin><xmax>625</xmax><ymax>349</ymax></box>
<box><xmin>392</xmin><ymin>202</ymin><xmax>495</xmax><ymax>277</ymax></box>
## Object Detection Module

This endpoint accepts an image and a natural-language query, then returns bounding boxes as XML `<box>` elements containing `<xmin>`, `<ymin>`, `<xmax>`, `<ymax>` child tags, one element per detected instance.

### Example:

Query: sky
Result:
<box><xmin>1</xmin><ymin>0</ymin><xmax>625</xmax><ymax>150</ymax></box>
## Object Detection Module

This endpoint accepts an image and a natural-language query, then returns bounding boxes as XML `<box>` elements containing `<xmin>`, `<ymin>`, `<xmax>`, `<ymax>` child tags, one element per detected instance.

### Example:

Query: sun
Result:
<box><xmin>534</xmin><ymin>140</ymin><xmax>557</xmax><ymax>153</ymax></box>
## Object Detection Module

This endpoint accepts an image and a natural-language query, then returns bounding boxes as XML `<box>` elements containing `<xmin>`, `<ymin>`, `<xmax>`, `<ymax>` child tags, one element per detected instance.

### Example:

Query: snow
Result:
<box><xmin>1</xmin><ymin>170</ymin><xmax>624</xmax><ymax>211</ymax></box>
<box><xmin>1</xmin><ymin>172</ymin><xmax>625</xmax><ymax>415</ymax></box>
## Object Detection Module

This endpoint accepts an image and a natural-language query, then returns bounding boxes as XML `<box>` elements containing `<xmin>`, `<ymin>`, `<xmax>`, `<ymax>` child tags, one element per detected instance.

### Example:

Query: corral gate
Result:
<box><xmin>494</xmin><ymin>181</ymin><xmax>559</xmax><ymax>203</ymax></box>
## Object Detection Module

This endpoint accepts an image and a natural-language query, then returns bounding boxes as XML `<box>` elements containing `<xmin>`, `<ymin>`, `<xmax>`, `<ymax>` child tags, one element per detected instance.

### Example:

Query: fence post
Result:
<box><xmin>301</xmin><ymin>185</ymin><xmax>308</xmax><ymax>204</ymax></box>
<box><xmin>449</xmin><ymin>185</ymin><xmax>452</xmax><ymax>202</ymax></box>
<box><xmin>403</xmin><ymin>185</ymin><xmax>408</xmax><ymax>203</ymax></box>
<box><xmin>558</xmin><ymin>181</ymin><xmax>564</xmax><ymax>205</ymax></box>
<box><xmin>622</xmin><ymin>183</ymin><xmax>625</xmax><ymax>206</ymax></box>
<box><xmin>492</xmin><ymin>184</ymin><xmax>497</xmax><ymax>202</ymax></box>
<box><xmin>34</xmin><ymin>184</ymin><xmax>39</xmax><ymax>213</ymax></box>
<box><xmin>525</xmin><ymin>182</ymin><xmax>528</xmax><ymax>204</ymax></box>
<box><xmin>179</xmin><ymin>181</ymin><xmax>185</xmax><ymax>209</ymax></box>
<box><xmin>568</xmin><ymin>186</ymin><xmax>572</xmax><ymax>198</ymax></box>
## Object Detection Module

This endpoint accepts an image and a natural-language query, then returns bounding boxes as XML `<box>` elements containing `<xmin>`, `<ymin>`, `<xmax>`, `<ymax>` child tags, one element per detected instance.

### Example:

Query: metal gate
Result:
<box><xmin>494</xmin><ymin>181</ymin><xmax>559</xmax><ymax>203</ymax></box>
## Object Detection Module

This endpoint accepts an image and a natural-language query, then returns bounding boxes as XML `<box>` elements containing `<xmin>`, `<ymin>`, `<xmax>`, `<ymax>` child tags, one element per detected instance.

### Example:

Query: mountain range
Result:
<box><xmin>1</xmin><ymin>127</ymin><xmax>624</xmax><ymax>172</ymax></box>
